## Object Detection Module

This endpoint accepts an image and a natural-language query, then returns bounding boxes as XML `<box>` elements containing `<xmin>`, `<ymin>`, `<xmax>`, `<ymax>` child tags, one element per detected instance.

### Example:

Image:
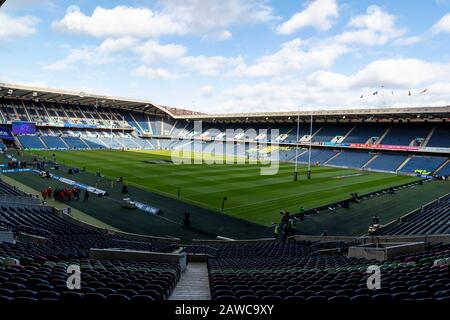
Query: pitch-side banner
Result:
<box><xmin>34</xmin><ymin>170</ymin><xmax>107</xmax><ymax>196</ymax></box>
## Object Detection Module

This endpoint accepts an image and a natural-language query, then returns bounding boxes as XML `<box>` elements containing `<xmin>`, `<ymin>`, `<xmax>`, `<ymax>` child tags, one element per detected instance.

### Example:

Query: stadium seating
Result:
<box><xmin>17</xmin><ymin>135</ymin><xmax>46</xmax><ymax>149</ymax></box>
<box><xmin>150</xmin><ymin>118</ymin><xmax>162</xmax><ymax>136</ymax></box>
<box><xmin>205</xmin><ymin>241</ymin><xmax>450</xmax><ymax>301</ymax></box>
<box><xmin>379</xmin><ymin>197</ymin><xmax>450</xmax><ymax>235</ymax></box>
<box><xmin>81</xmin><ymin>137</ymin><xmax>107</xmax><ymax>149</ymax></box>
<box><xmin>0</xmin><ymin>180</ymin><xmax>26</xmax><ymax>196</ymax></box>
<box><xmin>41</xmin><ymin>136</ymin><xmax>67</xmax><ymax>149</ymax></box>
<box><xmin>380</xmin><ymin>125</ymin><xmax>431</xmax><ymax>146</ymax></box>
<box><xmin>343</xmin><ymin>124</ymin><xmax>387</xmax><ymax>144</ymax></box>
<box><xmin>312</xmin><ymin>124</ymin><xmax>353</xmax><ymax>143</ymax></box>
<box><xmin>327</xmin><ymin>151</ymin><xmax>374</xmax><ymax>168</ymax></box>
<box><xmin>436</xmin><ymin>161</ymin><xmax>450</xmax><ymax>176</ymax></box>
<box><xmin>296</xmin><ymin>149</ymin><xmax>338</xmax><ymax>164</ymax></box>
<box><xmin>364</xmin><ymin>153</ymin><xmax>408</xmax><ymax>172</ymax></box>
<box><xmin>0</xmin><ymin>187</ymin><xmax>180</xmax><ymax>302</ymax></box>
<box><xmin>399</xmin><ymin>156</ymin><xmax>448</xmax><ymax>174</ymax></box>
<box><xmin>427</xmin><ymin>126</ymin><xmax>450</xmax><ymax>148</ymax></box>
<box><xmin>62</xmin><ymin>136</ymin><xmax>89</xmax><ymax>149</ymax></box>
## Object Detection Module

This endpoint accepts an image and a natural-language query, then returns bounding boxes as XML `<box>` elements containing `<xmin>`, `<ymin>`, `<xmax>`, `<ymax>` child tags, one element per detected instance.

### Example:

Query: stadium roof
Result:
<box><xmin>0</xmin><ymin>82</ymin><xmax>200</xmax><ymax>118</ymax></box>
<box><xmin>0</xmin><ymin>82</ymin><xmax>449</xmax><ymax>121</ymax></box>
<box><xmin>183</xmin><ymin>106</ymin><xmax>450</xmax><ymax>122</ymax></box>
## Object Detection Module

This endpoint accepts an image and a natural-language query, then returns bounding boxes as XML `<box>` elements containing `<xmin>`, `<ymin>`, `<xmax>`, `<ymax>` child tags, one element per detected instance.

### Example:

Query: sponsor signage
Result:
<box><xmin>349</xmin><ymin>143</ymin><xmax>419</xmax><ymax>151</ymax></box>
<box><xmin>0</xmin><ymin>127</ymin><xmax>14</xmax><ymax>140</ymax></box>
<box><xmin>133</xmin><ymin>201</ymin><xmax>161</xmax><ymax>215</ymax></box>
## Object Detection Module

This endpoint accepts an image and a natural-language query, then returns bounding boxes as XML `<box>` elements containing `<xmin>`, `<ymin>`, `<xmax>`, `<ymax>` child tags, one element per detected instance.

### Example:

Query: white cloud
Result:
<box><xmin>202</xmin><ymin>30</ymin><xmax>233</xmax><ymax>41</ymax></box>
<box><xmin>201</xmin><ymin>85</ymin><xmax>214</xmax><ymax>97</ymax></box>
<box><xmin>161</xmin><ymin>0</ymin><xmax>276</xmax><ymax>36</ymax></box>
<box><xmin>277</xmin><ymin>0</ymin><xmax>338</xmax><ymax>34</ymax></box>
<box><xmin>209</xmin><ymin>58</ymin><xmax>450</xmax><ymax>113</ymax></box>
<box><xmin>135</xmin><ymin>41</ymin><xmax>187</xmax><ymax>64</ymax></box>
<box><xmin>179</xmin><ymin>55</ymin><xmax>244</xmax><ymax>76</ymax></box>
<box><xmin>232</xmin><ymin>38</ymin><xmax>349</xmax><ymax>78</ymax></box>
<box><xmin>133</xmin><ymin>66</ymin><xmax>186</xmax><ymax>80</ymax></box>
<box><xmin>44</xmin><ymin>37</ymin><xmax>136</xmax><ymax>71</ymax></box>
<box><xmin>52</xmin><ymin>5</ymin><xmax>185</xmax><ymax>38</ymax></box>
<box><xmin>432</xmin><ymin>13</ymin><xmax>450</xmax><ymax>33</ymax></box>
<box><xmin>97</xmin><ymin>37</ymin><xmax>138</xmax><ymax>53</ymax></box>
<box><xmin>393</xmin><ymin>35</ymin><xmax>424</xmax><ymax>46</ymax></box>
<box><xmin>0</xmin><ymin>12</ymin><xmax>38</xmax><ymax>41</ymax></box>
<box><xmin>350</xmin><ymin>58</ymin><xmax>450</xmax><ymax>89</ymax></box>
<box><xmin>53</xmin><ymin>1</ymin><xmax>275</xmax><ymax>40</ymax></box>
<box><xmin>334</xmin><ymin>5</ymin><xmax>406</xmax><ymax>46</ymax></box>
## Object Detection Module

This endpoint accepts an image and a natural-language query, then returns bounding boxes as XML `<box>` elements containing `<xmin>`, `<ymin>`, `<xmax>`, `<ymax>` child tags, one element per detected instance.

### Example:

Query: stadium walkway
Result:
<box><xmin>169</xmin><ymin>262</ymin><xmax>211</xmax><ymax>300</ymax></box>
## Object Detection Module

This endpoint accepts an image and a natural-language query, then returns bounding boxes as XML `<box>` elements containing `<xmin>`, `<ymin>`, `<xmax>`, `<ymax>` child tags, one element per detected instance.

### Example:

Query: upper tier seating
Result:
<box><xmin>150</xmin><ymin>118</ymin><xmax>162</xmax><ymax>136</ymax></box>
<box><xmin>40</xmin><ymin>136</ymin><xmax>67</xmax><ymax>149</ymax></box>
<box><xmin>343</xmin><ymin>124</ymin><xmax>387</xmax><ymax>144</ymax></box>
<box><xmin>131</xmin><ymin>112</ymin><xmax>150</xmax><ymax>133</ymax></box>
<box><xmin>17</xmin><ymin>136</ymin><xmax>46</xmax><ymax>149</ymax></box>
<box><xmin>312</xmin><ymin>125</ymin><xmax>353</xmax><ymax>143</ymax></box>
<box><xmin>427</xmin><ymin>126</ymin><xmax>450</xmax><ymax>148</ymax></box>
<box><xmin>400</xmin><ymin>156</ymin><xmax>448</xmax><ymax>174</ymax></box>
<box><xmin>379</xmin><ymin>197</ymin><xmax>450</xmax><ymax>235</ymax></box>
<box><xmin>327</xmin><ymin>151</ymin><xmax>373</xmax><ymax>168</ymax></box>
<box><xmin>364</xmin><ymin>153</ymin><xmax>408</xmax><ymax>172</ymax></box>
<box><xmin>381</xmin><ymin>125</ymin><xmax>431</xmax><ymax>146</ymax></box>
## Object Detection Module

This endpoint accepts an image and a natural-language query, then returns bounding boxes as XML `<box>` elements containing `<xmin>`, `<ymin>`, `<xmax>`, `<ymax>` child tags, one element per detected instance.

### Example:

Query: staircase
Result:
<box><xmin>169</xmin><ymin>262</ymin><xmax>211</xmax><ymax>300</ymax></box>
<box><xmin>422</xmin><ymin>126</ymin><xmax>436</xmax><ymax>147</ymax></box>
<box><xmin>434</xmin><ymin>159</ymin><xmax>449</xmax><ymax>175</ymax></box>
<box><xmin>396</xmin><ymin>156</ymin><xmax>411</xmax><ymax>172</ymax></box>
<box><xmin>362</xmin><ymin>154</ymin><xmax>378</xmax><ymax>168</ymax></box>
<box><xmin>375</xmin><ymin>125</ymin><xmax>392</xmax><ymax>145</ymax></box>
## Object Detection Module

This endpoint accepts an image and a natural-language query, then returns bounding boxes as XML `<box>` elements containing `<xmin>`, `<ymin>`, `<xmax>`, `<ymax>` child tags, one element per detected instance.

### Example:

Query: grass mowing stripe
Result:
<box><xmin>29</xmin><ymin>149</ymin><xmax>421</xmax><ymax>226</ymax></box>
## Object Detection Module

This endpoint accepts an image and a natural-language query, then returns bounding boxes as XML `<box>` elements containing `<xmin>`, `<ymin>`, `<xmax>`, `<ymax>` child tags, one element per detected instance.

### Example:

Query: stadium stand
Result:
<box><xmin>62</xmin><ymin>136</ymin><xmax>89</xmax><ymax>149</ymax></box>
<box><xmin>364</xmin><ymin>153</ymin><xmax>408</xmax><ymax>172</ymax></box>
<box><xmin>296</xmin><ymin>149</ymin><xmax>338</xmax><ymax>164</ymax></box>
<box><xmin>399</xmin><ymin>156</ymin><xmax>448</xmax><ymax>174</ymax></box>
<box><xmin>436</xmin><ymin>161</ymin><xmax>450</xmax><ymax>177</ymax></box>
<box><xmin>0</xmin><ymin>180</ymin><xmax>26</xmax><ymax>196</ymax></box>
<box><xmin>380</xmin><ymin>125</ymin><xmax>431</xmax><ymax>146</ymax></box>
<box><xmin>379</xmin><ymin>196</ymin><xmax>450</xmax><ymax>235</ymax></box>
<box><xmin>427</xmin><ymin>125</ymin><xmax>450</xmax><ymax>148</ymax></box>
<box><xmin>40</xmin><ymin>136</ymin><xmax>67</xmax><ymax>150</ymax></box>
<box><xmin>343</xmin><ymin>124</ymin><xmax>387</xmax><ymax>144</ymax></box>
<box><xmin>201</xmin><ymin>241</ymin><xmax>450</xmax><ymax>301</ymax></box>
<box><xmin>327</xmin><ymin>151</ymin><xmax>374</xmax><ymax>168</ymax></box>
<box><xmin>17</xmin><ymin>135</ymin><xmax>46</xmax><ymax>150</ymax></box>
<box><xmin>311</xmin><ymin>124</ymin><xmax>353</xmax><ymax>143</ymax></box>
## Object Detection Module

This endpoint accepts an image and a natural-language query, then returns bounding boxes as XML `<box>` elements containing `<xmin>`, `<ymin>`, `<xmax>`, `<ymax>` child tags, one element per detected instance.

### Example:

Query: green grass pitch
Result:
<box><xmin>30</xmin><ymin>149</ymin><xmax>421</xmax><ymax>226</ymax></box>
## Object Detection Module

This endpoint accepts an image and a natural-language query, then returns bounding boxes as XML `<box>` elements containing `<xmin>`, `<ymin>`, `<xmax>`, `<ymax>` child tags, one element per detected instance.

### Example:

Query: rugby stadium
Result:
<box><xmin>0</xmin><ymin>0</ymin><xmax>449</xmax><ymax>312</ymax></box>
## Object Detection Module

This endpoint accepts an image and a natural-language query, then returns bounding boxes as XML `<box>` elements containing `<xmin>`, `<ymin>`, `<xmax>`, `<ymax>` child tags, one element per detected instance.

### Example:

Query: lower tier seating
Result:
<box><xmin>379</xmin><ymin>197</ymin><xmax>450</xmax><ymax>235</ymax></box>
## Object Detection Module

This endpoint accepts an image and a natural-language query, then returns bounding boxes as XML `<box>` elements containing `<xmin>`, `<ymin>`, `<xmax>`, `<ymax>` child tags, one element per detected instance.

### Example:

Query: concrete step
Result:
<box><xmin>169</xmin><ymin>262</ymin><xmax>210</xmax><ymax>300</ymax></box>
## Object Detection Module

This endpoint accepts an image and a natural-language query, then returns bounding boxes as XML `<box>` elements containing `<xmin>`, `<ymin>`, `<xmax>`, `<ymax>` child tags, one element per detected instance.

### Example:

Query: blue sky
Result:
<box><xmin>1</xmin><ymin>0</ymin><xmax>450</xmax><ymax>113</ymax></box>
